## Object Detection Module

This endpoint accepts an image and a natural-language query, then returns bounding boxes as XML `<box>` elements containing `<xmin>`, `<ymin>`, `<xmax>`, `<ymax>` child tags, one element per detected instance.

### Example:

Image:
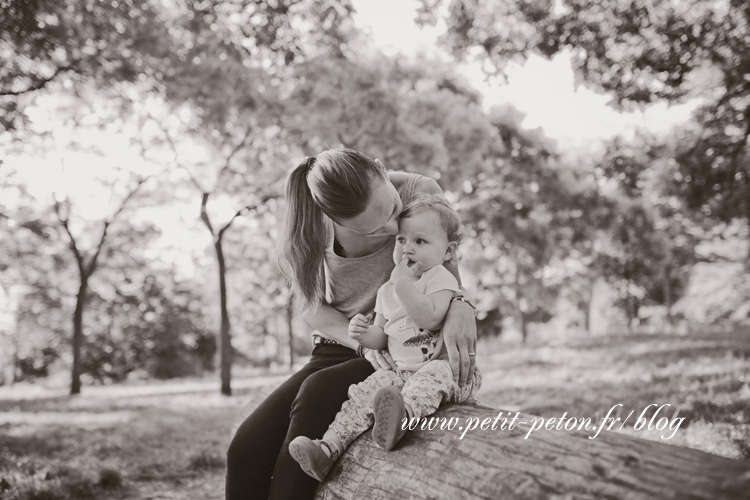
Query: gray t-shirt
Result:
<box><xmin>322</xmin><ymin>173</ymin><xmax>422</xmax><ymax>320</ymax></box>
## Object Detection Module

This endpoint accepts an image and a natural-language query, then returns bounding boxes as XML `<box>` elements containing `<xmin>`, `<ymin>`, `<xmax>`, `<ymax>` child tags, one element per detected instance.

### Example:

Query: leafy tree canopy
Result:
<box><xmin>417</xmin><ymin>0</ymin><xmax>749</xmax><ymax>258</ymax></box>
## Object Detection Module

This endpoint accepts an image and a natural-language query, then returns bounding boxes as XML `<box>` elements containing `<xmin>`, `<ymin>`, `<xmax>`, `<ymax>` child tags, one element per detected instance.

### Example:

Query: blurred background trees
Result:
<box><xmin>1</xmin><ymin>0</ymin><xmax>748</xmax><ymax>394</ymax></box>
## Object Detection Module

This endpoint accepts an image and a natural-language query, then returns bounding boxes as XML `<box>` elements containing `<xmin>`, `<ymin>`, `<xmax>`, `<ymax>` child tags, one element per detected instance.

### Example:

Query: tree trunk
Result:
<box><xmin>520</xmin><ymin>312</ymin><xmax>528</xmax><ymax>343</ymax></box>
<box><xmin>5</xmin><ymin>323</ymin><xmax>19</xmax><ymax>386</ymax></box>
<box><xmin>625</xmin><ymin>279</ymin><xmax>636</xmax><ymax>332</ymax></box>
<box><xmin>315</xmin><ymin>402</ymin><xmax>750</xmax><ymax>500</ymax></box>
<box><xmin>71</xmin><ymin>275</ymin><xmax>89</xmax><ymax>395</ymax></box>
<box><xmin>584</xmin><ymin>288</ymin><xmax>593</xmax><ymax>335</ymax></box>
<box><xmin>215</xmin><ymin>239</ymin><xmax>232</xmax><ymax>396</ymax></box>
<box><xmin>514</xmin><ymin>269</ymin><xmax>527</xmax><ymax>343</ymax></box>
<box><xmin>0</xmin><ymin>283</ymin><xmax>16</xmax><ymax>385</ymax></box>
<box><xmin>10</xmin><ymin>327</ymin><xmax>18</xmax><ymax>385</ymax></box>
<box><xmin>663</xmin><ymin>261</ymin><xmax>673</xmax><ymax>325</ymax></box>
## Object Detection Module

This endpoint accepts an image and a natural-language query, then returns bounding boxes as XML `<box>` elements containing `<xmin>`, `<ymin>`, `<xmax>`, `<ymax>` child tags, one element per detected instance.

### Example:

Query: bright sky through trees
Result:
<box><xmin>1</xmin><ymin>0</ymin><xmax>707</xmax><ymax>273</ymax></box>
<box><xmin>350</xmin><ymin>0</ymin><xmax>700</xmax><ymax>147</ymax></box>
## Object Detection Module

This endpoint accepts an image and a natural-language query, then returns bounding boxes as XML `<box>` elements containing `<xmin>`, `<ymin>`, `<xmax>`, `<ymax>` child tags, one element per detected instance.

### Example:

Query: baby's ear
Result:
<box><xmin>443</xmin><ymin>242</ymin><xmax>458</xmax><ymax>262</ymax></box>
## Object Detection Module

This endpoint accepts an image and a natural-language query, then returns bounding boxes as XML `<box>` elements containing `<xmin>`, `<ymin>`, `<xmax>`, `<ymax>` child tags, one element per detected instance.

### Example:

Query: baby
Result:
<box><xmin>289</xmin><ymin>194</ymin><xmax>482</xmax><ymax>481</ymax></box>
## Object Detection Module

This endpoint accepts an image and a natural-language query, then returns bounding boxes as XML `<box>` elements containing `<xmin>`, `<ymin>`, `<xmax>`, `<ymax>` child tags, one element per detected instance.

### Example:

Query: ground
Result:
<box><xmin>1</xmin><ymin>328</ymin><xmax>749</xmax><ymax>499</ymax></box>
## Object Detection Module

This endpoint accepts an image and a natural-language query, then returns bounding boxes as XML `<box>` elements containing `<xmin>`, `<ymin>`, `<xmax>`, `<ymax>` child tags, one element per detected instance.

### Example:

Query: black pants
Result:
<box><xmin>225</xmin><ymin>343</ymin><xmax>374</xmax><ymax>500</ymax></box>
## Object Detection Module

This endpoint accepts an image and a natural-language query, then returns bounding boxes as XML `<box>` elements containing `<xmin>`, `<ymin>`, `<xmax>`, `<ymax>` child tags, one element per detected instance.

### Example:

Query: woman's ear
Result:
<box><xmin>443</xmin><ymin>242</ymin><xmax>458</xmax><ymax>262</ymax></box>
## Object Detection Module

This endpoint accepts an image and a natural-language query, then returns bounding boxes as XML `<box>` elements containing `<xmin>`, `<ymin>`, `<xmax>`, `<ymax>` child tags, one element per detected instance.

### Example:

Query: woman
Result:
<box><xmin>225</xmin><ymin>147</ymin><xmax>477</xmax><ymax>500</ymax></box>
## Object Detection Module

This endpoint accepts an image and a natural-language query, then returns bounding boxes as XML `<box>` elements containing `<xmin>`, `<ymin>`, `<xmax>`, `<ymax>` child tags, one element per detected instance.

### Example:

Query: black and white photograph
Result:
<box><xmin>1</xmin><ymin>0</ymin><xmax>749</xmax><ymax>498</ymax></box>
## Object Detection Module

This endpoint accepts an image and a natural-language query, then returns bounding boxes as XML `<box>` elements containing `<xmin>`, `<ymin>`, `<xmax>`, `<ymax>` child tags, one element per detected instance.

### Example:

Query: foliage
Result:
<box><xmin>80</xmin><ymin>269</ymin><xmax>215</xmax><ymax>383</ymax></box>
<box><xmin>593</xmin><ymin>131</ymin><xmax>699</xmax><ymax>324</ymax></box>
<box><xmin>417</xmin><ymin>0</ymin><xmax>750</xmax><ymax>260</ymax></box>
<box><xmin>0</xmin><ymin>173</ymin><xmax>72</xmax><ymax>384</ymax></box>
<box><xmin>1</xmin><ymin>0</ymin><xmax>748</xmax><ymax>384</ymax></box>
<box><xmin>460</xmin><ymin>103</ymin><xmax>611</xmax><ymax>338</ymax></box>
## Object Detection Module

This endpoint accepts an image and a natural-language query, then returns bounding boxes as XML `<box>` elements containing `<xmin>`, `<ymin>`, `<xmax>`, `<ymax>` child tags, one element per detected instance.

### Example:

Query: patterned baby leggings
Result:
<box><xmin>328</xmin><ymin>359</ymin><xmax>482</xmax><ymax>448</ymax></box>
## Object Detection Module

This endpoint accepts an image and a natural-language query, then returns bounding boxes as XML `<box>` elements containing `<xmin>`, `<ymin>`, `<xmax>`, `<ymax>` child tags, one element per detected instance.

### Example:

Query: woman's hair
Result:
<box><xmin>277</xmin><ymin>147</ymin><xmax>387</xmax><ymax>311</ymax></box>
<box><xmin>400</xmin><ymin>194</ymin><xmax>464</xmax><ymax>248</ymax></box>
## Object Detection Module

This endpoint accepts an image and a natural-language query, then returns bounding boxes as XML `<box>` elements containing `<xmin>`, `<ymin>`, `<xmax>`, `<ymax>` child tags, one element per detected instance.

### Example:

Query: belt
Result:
<box><xmin>312</xmin><ymin>333</ymin><xmax>340</xmax><ymax>346</ymax></box>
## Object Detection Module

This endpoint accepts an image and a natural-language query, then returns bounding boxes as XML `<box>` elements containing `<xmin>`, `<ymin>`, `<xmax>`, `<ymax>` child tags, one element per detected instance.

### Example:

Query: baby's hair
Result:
<box><xmin>399</xmin><ymin>194</ymin><xmax>464</xmax><ymax>246</ymax></box>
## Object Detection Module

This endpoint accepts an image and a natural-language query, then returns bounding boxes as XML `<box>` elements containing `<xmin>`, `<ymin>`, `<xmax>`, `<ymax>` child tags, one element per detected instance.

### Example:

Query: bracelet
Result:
<box><xmin>450</xmin><ymin>295</ymin><xmax>477</xmax><ymax>317</ymax></box>
<box><xmin>356</xmin><ymin>345</ymin><xmax>368</xmax><ymax>357</ymax></box>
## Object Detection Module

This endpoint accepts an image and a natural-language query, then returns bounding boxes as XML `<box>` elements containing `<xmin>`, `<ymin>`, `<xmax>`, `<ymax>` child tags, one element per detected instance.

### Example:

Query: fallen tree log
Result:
<box><xmin>314</xmin><ymin>402</ymin><xmax>750</xmax><ymax>500</ymax></box>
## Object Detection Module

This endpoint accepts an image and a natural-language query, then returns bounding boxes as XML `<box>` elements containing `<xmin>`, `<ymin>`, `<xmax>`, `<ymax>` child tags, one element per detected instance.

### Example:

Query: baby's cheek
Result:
<box><xmin>392</xmin><ymin>247</ymin><xmax>402</xmax><ymax>265</ymax></box>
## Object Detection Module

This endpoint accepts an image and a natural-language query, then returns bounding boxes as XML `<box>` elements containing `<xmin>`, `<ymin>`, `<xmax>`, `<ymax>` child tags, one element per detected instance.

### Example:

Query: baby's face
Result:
<box><xmin>393</xmin><ymin>210</ymin><xmax>453</xmax><ymax>277</ymax></box>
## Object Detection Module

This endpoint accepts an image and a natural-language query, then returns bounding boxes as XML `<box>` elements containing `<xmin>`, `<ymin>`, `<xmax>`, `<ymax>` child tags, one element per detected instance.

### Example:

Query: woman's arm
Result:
<box><xmin>442</xmin><ymin>300</ymin><xmax>477</xmax><ymax>387</ymax></box>
<box><xmin>303</xmin><ymin>303</ymin><xmax>359</xmax><ymax>349</ymax></box>
<box><xmin>306</xmin><ymin>303</ymin><xmax>398</xmax><ymax>370</ymax></box>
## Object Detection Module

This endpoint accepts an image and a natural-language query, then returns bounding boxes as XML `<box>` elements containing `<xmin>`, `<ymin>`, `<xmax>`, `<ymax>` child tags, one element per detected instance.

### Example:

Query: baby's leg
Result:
<box><xmin>403</xmin><ymin>360</ymin><xmax>482</xmax><ymax>415</ymax></box>
<box><xmin>290</xmin><ymin>369</ymin><xmax>404</xmax><ymax>481</ymax></box>
<box><xmin>451</xmin><ymin>364</ymin><xmax>482</xmax><ymax>404</ymax></box>
<box><xmin>328</xmin><ymin>368</ymin><xmax>404</xmax><ymax>449</ymax></box>
<box><xmin>370</xmin><ymin>362</ymin><xmax>454</xmax><ymax>450</ymax></box>
<box><xmin>400</xmin><ymin>360</ymin><xmax>455</xmax><ymax>418</ymax></box>
<box><xmin>370</xmin><ymin>362</ymin><xmax>481</xmax><ymax>451</ymax></box>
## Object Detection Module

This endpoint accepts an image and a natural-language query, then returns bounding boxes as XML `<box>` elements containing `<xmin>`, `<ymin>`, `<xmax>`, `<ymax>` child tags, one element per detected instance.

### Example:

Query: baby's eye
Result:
<box><xmin>416</xmin><ymin>238</ymin><xmax>426</xmax><ymax>245</ymax></box>
<box><xmin>396</xmin><ymin>236</ymin><xmax>405</xmax><ymax>244</ymax></box>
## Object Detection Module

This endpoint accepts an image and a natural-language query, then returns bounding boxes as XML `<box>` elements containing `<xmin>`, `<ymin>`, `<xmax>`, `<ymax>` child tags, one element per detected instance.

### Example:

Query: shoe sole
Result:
<box><xmin>289</xmin><ymin>441</ymin><xmax>327</xmax><ymax>482</ymax></box>
<box><xmin>372</xmin><ymin>387</ymin><xmax>405</xmax><ymax>450</ymax></box>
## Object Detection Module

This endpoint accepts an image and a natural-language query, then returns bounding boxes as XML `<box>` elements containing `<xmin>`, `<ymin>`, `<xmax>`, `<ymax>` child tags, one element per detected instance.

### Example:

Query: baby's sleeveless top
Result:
<box><xmin>322</xmin><ymin>173</ymin><xmax>422</xmax><ymax>320</ymax></box>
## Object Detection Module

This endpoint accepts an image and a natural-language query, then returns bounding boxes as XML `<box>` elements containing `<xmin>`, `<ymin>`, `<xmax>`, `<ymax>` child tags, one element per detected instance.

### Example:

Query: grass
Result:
<box><xmin>476</xmin><ymin>328</ymin><xmax>750</xmax><ymax>460</ymax></box>
<box><xmin>0</xmin><ymin>329</ymin><xmax>749</xmax><ymax>499</ymax></box>
<box><xmin>0</xmin><ymin>371</ymin><xmax>290</xmax><ymax>500</ymax></box>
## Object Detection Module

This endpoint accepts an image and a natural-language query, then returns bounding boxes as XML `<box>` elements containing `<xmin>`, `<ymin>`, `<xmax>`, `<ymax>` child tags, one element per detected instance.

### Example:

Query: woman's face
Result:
<box><xmin>341</xmin><ymin>176</ymin><xmax>403</xmax><ymax>237</ymax></box>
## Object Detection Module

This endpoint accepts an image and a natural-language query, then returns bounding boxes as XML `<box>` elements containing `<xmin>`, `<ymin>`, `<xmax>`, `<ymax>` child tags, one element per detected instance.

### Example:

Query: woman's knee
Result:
<box><xmin>226</xmin><ymin>412</ymin><xmax>283</xmax><ymax>467</ymax></box>
<box><xmin>291</xmin><ymin>370</ymin><xmax>339</xmax><ymax>415</ymax></box>
<box><xmin>292</xmin><ymin>367</ymin><xmax>358</xmax><ymax>415</ymax></box>
<box><xmin>226</xmin><ymin>427</ymin><xmax>250</xmax><ymax>467</ymax></box>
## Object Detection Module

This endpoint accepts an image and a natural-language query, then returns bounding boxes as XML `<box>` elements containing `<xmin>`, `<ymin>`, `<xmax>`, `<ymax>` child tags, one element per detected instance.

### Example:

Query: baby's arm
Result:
<box><xmin>349</xmin><ymin>313</ymin><xmax>388</xmax><ymax>350</ymax></box>
<box><xmin>393</xmin><ymin>277</ymin><xmax>454</xmax><ymax>331</ymax></box>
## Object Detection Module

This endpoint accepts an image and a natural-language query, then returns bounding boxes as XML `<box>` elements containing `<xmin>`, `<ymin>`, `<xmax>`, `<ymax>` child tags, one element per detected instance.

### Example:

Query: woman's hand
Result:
<box><xmin>364</xmin><ymin>349</ymin><xmax>398</xmax><ymax>371</ymax></box>
<box><xmin>442</xmin><ymin>300</ymin><xmax>477</xmax><ymax>387</ymax></box>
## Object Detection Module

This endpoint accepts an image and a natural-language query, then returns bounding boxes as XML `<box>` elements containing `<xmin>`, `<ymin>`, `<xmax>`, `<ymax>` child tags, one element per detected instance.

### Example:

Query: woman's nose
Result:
<box><xmin>383</xmin><ymin>219</ymin><xmax>399</xmax><ymax>235</ymax></box>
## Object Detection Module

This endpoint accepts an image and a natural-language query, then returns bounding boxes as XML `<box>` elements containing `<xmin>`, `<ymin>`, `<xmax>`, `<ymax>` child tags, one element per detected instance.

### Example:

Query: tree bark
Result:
<box><xmin>586</xmin><ymin>285</ymin><xmax>595</xmax><ymax>334</ymax></box>
<box><xmin>315</xmin><ymin>402</ymin><xmax>750</xmax><ymax>500</ymax></box>
<box><xmin>215</xmin><ymin>238</ymin><xmax>232</xmax><ymax>396</ymax></box>
<box><xmin>71</xmin><ymin>275</ymin><xmax>89</xmax><ymax>395</ymax></box>
<box><xmin>663</xmin><ymin>261</ymin><xmax>673</xmax><ymax>325</ymax></box>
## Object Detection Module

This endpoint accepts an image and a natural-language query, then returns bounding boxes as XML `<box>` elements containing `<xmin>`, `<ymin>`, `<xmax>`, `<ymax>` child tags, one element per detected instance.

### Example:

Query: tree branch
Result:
<box><xmin>0</xmin><ymin>65</ymin><xmax>74</xmax><ymax>96</ymax></box>
<box><xmin>87</xmin><ymin>176</ymin><xmax>150</xmax><ymax>275</ymax></box>
<box><xmin>200</xmin><ymin>192</ymin><xmax>215</xmax><ymax>236</ymax></box>
<box><xmin>149</xmin><ymin>112</ymin><xmax>208</xmax><ymax>192</ymax></box>
<box><xmin>217</xmin><ymin>194</ymin><xmax>278</xmax><ymax>239</ymax></box>
<box><xmin>216</xmin><ymin>125</ymin><xmax>255</xmax><ymax>185</ymax></box>
<box><xmin>53</xmin><ymin>199</ymin><xmax>85</xmax><ymax>275</ymax></box>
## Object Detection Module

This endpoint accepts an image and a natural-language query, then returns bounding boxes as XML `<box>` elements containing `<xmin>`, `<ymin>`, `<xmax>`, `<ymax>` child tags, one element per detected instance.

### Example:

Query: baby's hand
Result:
<box><xmin>349</xmin><ymin>313</ymin><xmax>372</xmax><ymax>341</ymax></box>
<box><xmin>390</xmin><ymin>257</ymin><xmax>421</xmax><ymax>284</ymax></box>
